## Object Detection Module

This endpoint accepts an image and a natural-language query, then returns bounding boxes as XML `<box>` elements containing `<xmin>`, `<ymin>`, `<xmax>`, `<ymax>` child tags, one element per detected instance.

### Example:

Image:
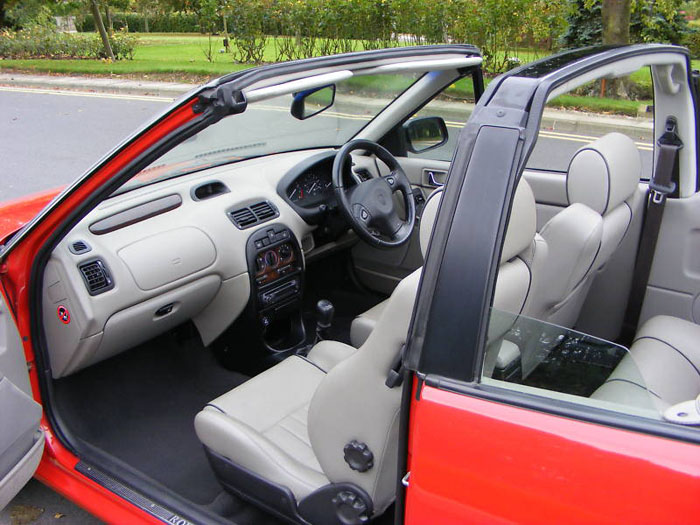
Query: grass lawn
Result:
<box><xmin>0</xmin><ymin>33</ymin><xmax>695</xmax><ymax>116</ymax></box>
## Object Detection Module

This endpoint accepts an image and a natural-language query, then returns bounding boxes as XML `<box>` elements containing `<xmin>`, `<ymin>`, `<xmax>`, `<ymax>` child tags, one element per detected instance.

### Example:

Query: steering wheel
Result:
<box><xmin>333</xmin><ymin>139</ymin><xmax>416</xmax><ymax>249</ymax></box>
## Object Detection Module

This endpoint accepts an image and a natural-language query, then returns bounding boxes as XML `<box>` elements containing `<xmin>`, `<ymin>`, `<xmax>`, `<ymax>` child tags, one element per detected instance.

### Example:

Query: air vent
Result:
<box><xmin>69</xmin><ymin>240</ymin><xmax>91</xmax><ymax>255</ymax></box>
<box><xmin>250</xmin><ymin>201</ymin><xmax>277</xmax><ymax>221</ymax></box>
<box><xmin>230</xmin><ymin>208</ymin><xmax>258</xmax><ymax>228</ymax></box>
<box><xmin>228</xmin><ymin>201</ymin><xmax>279</xmax><ymax>229</ymax></box>
<box><xmin>78</xmin><ymin>260</ymin><xmax>114</xmax><ymax>296</ymax></box>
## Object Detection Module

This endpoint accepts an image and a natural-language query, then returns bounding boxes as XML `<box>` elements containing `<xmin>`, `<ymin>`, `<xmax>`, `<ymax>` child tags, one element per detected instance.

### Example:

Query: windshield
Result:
<box><xmin>121</xmin><ymin>72</ymin><xmax>421</xmax><ymax>193</ymax></box>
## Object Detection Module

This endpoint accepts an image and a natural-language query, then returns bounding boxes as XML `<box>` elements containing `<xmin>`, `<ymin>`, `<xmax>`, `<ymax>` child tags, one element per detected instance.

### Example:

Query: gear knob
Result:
<box><xmin>316</xmin><ymin>299</ymin><xmax>335</xmax><ymax>330</ymax></box>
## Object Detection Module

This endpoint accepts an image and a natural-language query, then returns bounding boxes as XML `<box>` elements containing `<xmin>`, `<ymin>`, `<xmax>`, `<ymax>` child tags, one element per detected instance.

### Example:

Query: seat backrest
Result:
<box><xmin>566</xmin><ymin>132</ymin><xmax>640</xmax><ymax>270</ymax></box>
<box><xmin>307</xmin><ymin>180</ymin><xmax>544</xmax><ymax>513</ymax></box>
<box><xmin>536</xmin><ymin>132</ymin><xmax>639</xmax><ymax>328</ymax></box>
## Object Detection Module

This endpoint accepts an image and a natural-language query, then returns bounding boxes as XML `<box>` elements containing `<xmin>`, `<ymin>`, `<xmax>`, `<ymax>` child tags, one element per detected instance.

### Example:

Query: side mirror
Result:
<box><xmin>291</xmin><ymin>84</ymin><xmax>336</xmax><ymax>120</ymax></box>
<box><xmin>403</xmin><ymin>116</ymin><xmax>448</xmax><ymax>153</ymax></box>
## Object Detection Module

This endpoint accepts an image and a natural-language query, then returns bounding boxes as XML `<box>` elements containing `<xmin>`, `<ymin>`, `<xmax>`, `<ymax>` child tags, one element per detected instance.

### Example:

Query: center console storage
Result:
<box><xmin>245</xmin><ymin>224</ymin><xmax>305</xmax><ymax>351</ymax></box>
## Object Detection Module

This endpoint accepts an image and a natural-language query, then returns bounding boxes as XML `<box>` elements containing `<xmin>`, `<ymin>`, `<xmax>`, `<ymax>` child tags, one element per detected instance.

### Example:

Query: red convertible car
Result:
<box><xmin>0</xmin><ymin>44</ymin><xmax>699</xmax><ymax>524</ymax></box>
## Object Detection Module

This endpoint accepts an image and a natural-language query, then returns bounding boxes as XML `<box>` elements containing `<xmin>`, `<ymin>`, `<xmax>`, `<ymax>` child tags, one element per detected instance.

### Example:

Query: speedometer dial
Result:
<box><xmin>287</xmin><ymin>170</ymin><xmax>333</xmax><ymax>203</ymax></box>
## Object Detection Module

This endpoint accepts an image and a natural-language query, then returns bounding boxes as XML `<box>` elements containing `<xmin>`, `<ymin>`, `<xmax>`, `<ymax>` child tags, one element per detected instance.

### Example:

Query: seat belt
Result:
<box><xmin>622</xmin><ymin>117</ymin><xmax>683</xmax><ymax>341</ymax></box>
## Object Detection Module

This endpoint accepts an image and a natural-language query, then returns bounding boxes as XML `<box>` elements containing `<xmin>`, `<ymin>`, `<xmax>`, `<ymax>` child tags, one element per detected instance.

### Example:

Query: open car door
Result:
<box><xmin>402</xmin><ymin>45</ymin><xmax>700</xmax><ymax>523</ymax></box>
<box><xmin>0</xmin><ymin>293</ymin><xmax>43</xmax><ymax>509</ymax></box>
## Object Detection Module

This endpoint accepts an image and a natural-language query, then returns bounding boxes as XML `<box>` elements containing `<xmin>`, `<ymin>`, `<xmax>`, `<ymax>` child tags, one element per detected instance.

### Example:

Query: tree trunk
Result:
<box><xmin>144</xmin><ymin>15</ymin><xmax>149</xmax><ymax>33</ymax></box>
<box><xmin>90</xmin><ymin>0</ymin><xmax>115</xmax><ymax>61</ymax></box>
<box><xmin>104</xmin><ymin>4</ymin><xmax>113</xmax><ymax>33</ymax></box>
<box><xmin>602</xmin><ymin>0</ymin><xmax>631</xmax><ymax>45</ymax></box>
<box><xmin>602</xmin><ymin>0</ymin><xmax>631</xmax><ymax>98</ymax></box>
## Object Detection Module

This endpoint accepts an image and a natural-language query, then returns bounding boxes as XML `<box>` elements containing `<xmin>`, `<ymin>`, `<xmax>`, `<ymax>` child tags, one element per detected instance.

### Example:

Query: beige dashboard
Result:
<box><xmin>42</xmin><ymin>149</ymin><xmax>329</xmax><ymax>378</ymax></box>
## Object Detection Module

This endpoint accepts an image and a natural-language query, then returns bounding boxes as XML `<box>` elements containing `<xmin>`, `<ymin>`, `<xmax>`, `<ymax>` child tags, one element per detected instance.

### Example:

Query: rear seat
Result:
<box><xmin>592</xmin><ymin>315</ymin><xmax>700</xmax><ymax>417</ymax></box>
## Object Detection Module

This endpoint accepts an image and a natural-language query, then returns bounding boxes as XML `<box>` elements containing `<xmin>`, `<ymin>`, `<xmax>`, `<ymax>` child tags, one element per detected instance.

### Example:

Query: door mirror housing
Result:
<box><xmin>291</xmin><ymin>85</ymin><xmax>336</xmax><ymax>120</ymax></box>
<box><xmin>403</xmin><ymin>116</ymin><xmax>448</xmax><ymax>153</ymax></box>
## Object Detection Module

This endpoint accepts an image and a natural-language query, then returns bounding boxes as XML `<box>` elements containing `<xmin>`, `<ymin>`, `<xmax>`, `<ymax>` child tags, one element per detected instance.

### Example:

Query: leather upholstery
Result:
<box><xmin>592</xmin><ymin>315</ymin><xmax>700</xmax><ymax>411</ymax></box>
<box><xmin>537</xmin><ymin>133</ymin><xmax>640</xmax><ymax>328</ymax></box>
<box><xmin>309</xmin><ymin>270</ymin><xmax>421</xmax><ymax>513</ymax></box>
<box><xmin>566</xmin><ymin>132</ymin><xmax>641</xmax><ymax>215</ymax></box>
<box><xmin>349</xmin><ymin>301</ymin><xmax>385</xmax><ymax>352</ymax></box>
<box><xmin>537</xmin><ymin>203</ymin><xmax>603</xmax><ymax>327</ymax></box>
<box><xmin>194</xmin><ymin>356</ymin><xmax>330</xmax><ymax>500</ymax></box>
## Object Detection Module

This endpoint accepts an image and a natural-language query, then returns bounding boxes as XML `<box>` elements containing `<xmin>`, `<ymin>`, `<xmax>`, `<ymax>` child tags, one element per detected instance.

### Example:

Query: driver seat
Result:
<box><xmin>194</xmin><ymin>180</ymin><xmax>542</xmax><ymax>524</ymax></box>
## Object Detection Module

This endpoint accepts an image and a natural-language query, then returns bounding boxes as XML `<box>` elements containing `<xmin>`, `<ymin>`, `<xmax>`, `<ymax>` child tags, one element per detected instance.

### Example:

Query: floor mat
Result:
<box><xmin>53</xmin><ymin>326</ymin><xmax>249</xmax><ymax>506</ymax></box>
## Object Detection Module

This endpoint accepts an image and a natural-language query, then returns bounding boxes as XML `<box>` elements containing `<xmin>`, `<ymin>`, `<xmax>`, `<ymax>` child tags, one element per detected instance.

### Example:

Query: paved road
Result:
<box><xmin>0</xmin><ymin>88</ymin><xmax>170</xmax><ymax>201</ymax></box>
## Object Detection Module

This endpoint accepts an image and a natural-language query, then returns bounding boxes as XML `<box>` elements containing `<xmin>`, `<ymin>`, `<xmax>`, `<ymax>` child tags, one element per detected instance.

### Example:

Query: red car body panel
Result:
<box><xmin>405</xmin><ymin>384</ymin><xmax>700</xmax><ymax>524</ymax></box>
<box><xmin>0</xmin><ymin>99</ymin><xmax>199</xmax><ymax>524</ymax></box>
<box><xmin>0</xmin><ymin>188</ymin><xmax>62</xmax><ymax>243</ymax></box>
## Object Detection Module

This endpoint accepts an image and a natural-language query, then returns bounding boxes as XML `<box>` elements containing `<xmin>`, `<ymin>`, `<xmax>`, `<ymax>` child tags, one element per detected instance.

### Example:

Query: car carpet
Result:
<box><xmin>52</xmin><ymin>325</ymin><xmax>249</xmax><ymax>507</ymax></box>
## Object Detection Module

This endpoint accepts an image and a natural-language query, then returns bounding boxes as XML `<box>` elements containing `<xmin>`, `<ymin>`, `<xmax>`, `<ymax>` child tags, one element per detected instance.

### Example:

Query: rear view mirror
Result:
<box><xmin>403</xmin><ymin>116</ymin><xmax>448</xmax><ymax>153</ymax></box>
<box><xmin>291</xmin><ymin>85</ymin><xmax>336</xmax><ymax>120</ymax></box>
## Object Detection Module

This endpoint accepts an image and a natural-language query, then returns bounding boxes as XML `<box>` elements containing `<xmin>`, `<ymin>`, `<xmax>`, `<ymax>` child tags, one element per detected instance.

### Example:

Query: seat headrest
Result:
<box><xmin>419</xmin><ymin>179</ymin><xmax>537</xmax><ymax>263</ymax></box>
<box><xmin>566</xmin><ymin>132</ymin><xmax>640</xmax><ymax>215</ymax></box>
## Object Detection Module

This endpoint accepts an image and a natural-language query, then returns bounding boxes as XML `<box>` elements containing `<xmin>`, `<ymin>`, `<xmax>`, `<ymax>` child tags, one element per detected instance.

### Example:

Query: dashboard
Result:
<box><xmin>42</xmin><ymin>149</ymin><xmax>341</xmax><ymax>379</ymax></box>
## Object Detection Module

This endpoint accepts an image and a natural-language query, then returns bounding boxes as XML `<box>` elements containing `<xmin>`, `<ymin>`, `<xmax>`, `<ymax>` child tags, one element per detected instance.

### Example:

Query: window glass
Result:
<box><xmin>483</xmin><ymin>309</ymin><xmax>661</xmax><ymax>420</ymax></box>
<box><xmin>526</xmin><ymin>66</ymin><xmax>654</xmax><ymax>177</ymax></box>
<box><xmin>405</xmin><ymin>76</ymin><xmax>476</xmax><ymax>162</ymax></box>
<box><xmin>119</xmin><ymin>72</ymin><xmax>421</xmax><ymax>194</ymax></box>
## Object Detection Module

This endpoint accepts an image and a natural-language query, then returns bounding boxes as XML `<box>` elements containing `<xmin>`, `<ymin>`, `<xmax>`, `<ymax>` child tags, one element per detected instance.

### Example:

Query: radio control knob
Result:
<box><xmin>264</xmin><ymin>250</ymin><xmax>278</xmax><ymax>268</ymax></box>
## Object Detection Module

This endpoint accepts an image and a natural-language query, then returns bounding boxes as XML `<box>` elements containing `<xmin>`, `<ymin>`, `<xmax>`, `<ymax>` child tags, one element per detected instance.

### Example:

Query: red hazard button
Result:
<box><xmin>57</xmin><ymin>305</ymin><xmax>71</xmax><ymax>324</ymax></box>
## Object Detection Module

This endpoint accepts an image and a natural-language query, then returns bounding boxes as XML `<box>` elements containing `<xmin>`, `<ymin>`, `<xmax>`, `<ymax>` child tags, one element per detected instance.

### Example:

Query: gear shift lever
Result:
<box><xmin>315</xmin><ymin>299</ymin><xmax>335</xmax><ymax>342</ymax></box>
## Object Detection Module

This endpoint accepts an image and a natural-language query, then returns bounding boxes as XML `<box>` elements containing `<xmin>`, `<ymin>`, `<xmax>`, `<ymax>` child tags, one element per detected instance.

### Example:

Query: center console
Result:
<box><xmin>245</xmin><ymin>224</ymin><xmax>306</xmax><ymax>351</ymax></box>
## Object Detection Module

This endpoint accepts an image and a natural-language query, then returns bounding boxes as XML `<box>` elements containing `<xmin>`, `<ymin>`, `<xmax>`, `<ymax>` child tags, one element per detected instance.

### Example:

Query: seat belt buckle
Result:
<box><xmin>649</xmin><ymin>180</ymin><xmax>676</xmax><ymax>204</ymax></box>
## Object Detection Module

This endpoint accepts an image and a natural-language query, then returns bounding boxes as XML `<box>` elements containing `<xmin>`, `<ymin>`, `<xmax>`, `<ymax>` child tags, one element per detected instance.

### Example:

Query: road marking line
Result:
<box><xmin>0</xmin><ymin>86</ymin><xmax>174</xmax><ymax>102</ymax></box>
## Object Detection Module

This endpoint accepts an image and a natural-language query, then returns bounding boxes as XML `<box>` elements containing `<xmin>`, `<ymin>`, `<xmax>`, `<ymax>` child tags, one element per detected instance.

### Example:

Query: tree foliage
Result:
<box><xmin>563</xmin><ymin>0</ymin><xmax>689</xmax><ymax>47</ymax></box>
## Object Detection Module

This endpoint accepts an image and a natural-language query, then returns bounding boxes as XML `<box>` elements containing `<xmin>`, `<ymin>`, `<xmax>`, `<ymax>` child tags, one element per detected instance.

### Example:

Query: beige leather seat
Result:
<box><xmin>537</xmin><ymin>132</ymin><xmax>640</xmax><ymax>327</ymax></box>
<box><xmin>592</xmin><ymin>315</ymin><xmax>700</xmax><ymax>414</ymax></box>
<box><xmin>194</xmin><ymin>180</ymin><xmax>544</xmax><ymax>523</ymax></box>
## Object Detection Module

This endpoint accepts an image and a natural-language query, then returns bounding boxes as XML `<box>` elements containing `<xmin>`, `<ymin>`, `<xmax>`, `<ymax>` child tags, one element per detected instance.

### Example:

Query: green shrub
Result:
<box><xmin>685</xmin><ymin>30</ymin><xmax>700</xmax><ymax>58</ymax></box>
<box><xmin>0</xmin><ymin>26</ymin><xmax>136</xmax><ymax>60</ymax></box>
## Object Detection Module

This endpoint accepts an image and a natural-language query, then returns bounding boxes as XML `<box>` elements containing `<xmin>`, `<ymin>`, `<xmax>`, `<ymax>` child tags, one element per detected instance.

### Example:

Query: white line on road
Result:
<box><xmin>0</xmin><ymin>86</ymin><xmax>174</xmax><ymax>102</ymax></box>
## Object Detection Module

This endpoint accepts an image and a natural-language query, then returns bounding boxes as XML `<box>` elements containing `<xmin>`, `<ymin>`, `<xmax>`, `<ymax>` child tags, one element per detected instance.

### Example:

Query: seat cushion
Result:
<box><xmin>592</xmin><ymin>315</ymin><xmax>700</xmax><ymax>411</ymax></box>
<box><xmin>194</xmin><ymin>355</ymin><xmax>330</xmax><ymax>501</ymax></box>
<box><xmin>306</xmin><ymin>340</ymin><xmax>357</xmax><ymax>371</ymax></box>
<box><xmin>350</xmin><ymin>300</ymin><xmax>387</xmax><ymax>348</ymax></box>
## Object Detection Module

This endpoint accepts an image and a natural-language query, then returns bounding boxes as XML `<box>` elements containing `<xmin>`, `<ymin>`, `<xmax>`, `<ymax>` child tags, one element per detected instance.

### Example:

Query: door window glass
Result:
<box><xmin>483</xmin><ymin>309</ymin><xmax>662</xmax><ymax>420</ymax></box>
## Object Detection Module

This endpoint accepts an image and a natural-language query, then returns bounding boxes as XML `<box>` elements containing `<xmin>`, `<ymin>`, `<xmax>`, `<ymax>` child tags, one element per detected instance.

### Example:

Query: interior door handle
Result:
<box><xmin>424</xmin><ymin>169</ymin><xmax>447</xmax><ymax>187</ymax></box>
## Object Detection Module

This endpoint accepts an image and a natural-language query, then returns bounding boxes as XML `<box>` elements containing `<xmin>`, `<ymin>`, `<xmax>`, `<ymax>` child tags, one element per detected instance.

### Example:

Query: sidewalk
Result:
<box><xmin>0</xmin><ymin>71</ymin><xmax>653</xmax><ymax>135</ymax></box>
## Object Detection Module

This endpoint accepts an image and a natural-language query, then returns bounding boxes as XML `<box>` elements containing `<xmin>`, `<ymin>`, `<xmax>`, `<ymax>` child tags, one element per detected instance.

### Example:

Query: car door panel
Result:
<box><xmin>405</xmin><ymin>385</ymin><xmax>700</xmax><ymax>524</ymax></box>
<box><xmin>0</xmin><ymin>296</ymin><xmax>43</xmax><ymax>510</ymax></box>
